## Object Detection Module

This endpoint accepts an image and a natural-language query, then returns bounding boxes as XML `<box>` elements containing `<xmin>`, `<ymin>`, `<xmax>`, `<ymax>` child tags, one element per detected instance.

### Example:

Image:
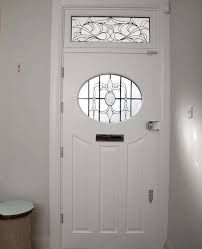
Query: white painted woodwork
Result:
<box><xmin>62</xmin><ymin>49</ymin><xmax>158</xmax><ymax>249</ymax></box>
<box><xmin>50</xmin><ymin>2</ymin><xmax>170</xmax><ymax>249</ymax></box>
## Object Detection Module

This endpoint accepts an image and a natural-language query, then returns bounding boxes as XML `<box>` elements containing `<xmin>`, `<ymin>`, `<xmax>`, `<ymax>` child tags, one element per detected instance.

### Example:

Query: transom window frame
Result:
<box><xmin>71</xmin><ymin>16</ymin><xmax>151</xmax><ymax>43</ymax></box>
<box><xmin>64</xmin><ymin>8</ymin><xmax>157</xmax><ymax>49</ymax></box>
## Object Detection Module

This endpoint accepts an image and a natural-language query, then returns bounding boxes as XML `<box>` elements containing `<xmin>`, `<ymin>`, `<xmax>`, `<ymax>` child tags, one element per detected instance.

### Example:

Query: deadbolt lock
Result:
<box><xmin>146</xmin><ymin>121</ymin><xmax>160</xmax><ymax>131</ymax></box>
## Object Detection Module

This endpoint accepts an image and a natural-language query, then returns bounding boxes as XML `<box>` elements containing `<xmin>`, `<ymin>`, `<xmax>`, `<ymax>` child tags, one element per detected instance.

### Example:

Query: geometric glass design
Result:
<box><xmin>78</xmin><ymin>74</ymin><xmax>142</xmax><ymax>123</ymax></box>
<box><xmin>72</xmin><ymin>17</ymin><xmax>150</xmax><ymax>43</ymax></box>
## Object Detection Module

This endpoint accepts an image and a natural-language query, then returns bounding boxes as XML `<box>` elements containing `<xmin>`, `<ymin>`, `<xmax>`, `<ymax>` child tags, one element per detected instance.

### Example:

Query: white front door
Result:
<box><xmin>62</xmin><ymin>51</ymin><xmax>159</xmax><ymax>249</ymax></box>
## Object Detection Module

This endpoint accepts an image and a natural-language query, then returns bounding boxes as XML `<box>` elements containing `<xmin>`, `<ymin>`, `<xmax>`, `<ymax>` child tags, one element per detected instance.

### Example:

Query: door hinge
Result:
<box><xmin>147</xmin><ymin>50</ymin><xmax>158</xmax><ymax>55</ymax></box>
<box><xmin>60</xmin><ymin>101</ymin><xmax>64</xmax><ymax>114</ymax></box>
<box><xmin>149</xmin><ymin>189</ymin><xmax>154</xmax><ymax>203</ymax></box>
<box><xmin>146</xmin><ymin>121</ymin><xmax>160</xmax><ymax>131</ymax></box>
<box><xmin>164</xmin><ymin>1</ymin><xmax>171</xmax><ymax>14</ymax></box>
<box><xmin>60</xmin><ymin>213</ymin><xmax>64</xmax><ymax>224</ymax></box>
<box><xmin>60</xmin><ymin>146</ymin><xmax>64</xmax><ymax>158</ymax></box>
<box><xmin>61</xmin><ymin>67</ymin><xmax>64</xmax><ymax>78</ymax></box>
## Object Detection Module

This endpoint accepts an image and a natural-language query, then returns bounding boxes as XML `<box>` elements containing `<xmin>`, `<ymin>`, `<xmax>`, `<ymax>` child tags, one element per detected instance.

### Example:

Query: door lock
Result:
<box><xmin>146</xmin><ymin>121</ymin><xmax>160</xmax><ymax>131</ymax></box>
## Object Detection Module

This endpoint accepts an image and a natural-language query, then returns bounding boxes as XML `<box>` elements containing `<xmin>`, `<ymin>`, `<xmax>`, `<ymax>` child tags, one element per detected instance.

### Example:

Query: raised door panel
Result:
<box><xmin>99</xmin><ymin>145</ymin><xmax>120</xmax><ymax>233</ymax></box>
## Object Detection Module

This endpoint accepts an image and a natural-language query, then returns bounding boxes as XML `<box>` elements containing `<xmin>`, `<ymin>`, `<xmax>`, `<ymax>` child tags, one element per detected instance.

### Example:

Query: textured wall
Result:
<box><xmin>169</xmin><ymin>0</ymin><xmax>202</xmax><ymax>248</ymax></box>
<box><xmin>0</xmin><ymin>0</ymin><xmax>51</xmax><ymax>248</ymax></box>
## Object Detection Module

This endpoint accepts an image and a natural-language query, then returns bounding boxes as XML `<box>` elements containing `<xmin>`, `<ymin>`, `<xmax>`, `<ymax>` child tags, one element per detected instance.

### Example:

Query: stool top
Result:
<box><xmin>0</xmin><ymin>200</ymin><xmax>34</xmax><ymax>218</ymax></box>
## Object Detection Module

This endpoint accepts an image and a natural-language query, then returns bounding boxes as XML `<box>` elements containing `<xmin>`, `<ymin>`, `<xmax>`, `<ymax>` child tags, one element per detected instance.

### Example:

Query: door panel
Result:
<box><xmin>99</xmin><ymin>145</ymin><xmax>120</xmax><ymax>233</ymax></box>
<box><xmin>127</xmin><ymin>138</ymin><xmax>145</xmax><ymax>233</ymax></box>
<box><xmin>62</xmin><ymin>52</ymin><xmax>158</xmax><ymax>249</ymax></box>
<box><xmin>72</xmin><ymin>135</ymin><xmax>93</xmax><ymax>233</ymax></box>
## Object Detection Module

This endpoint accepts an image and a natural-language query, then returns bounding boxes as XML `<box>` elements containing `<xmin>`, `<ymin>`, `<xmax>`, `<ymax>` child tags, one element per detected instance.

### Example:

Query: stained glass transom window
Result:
<box><xmin>72</xmin><ymin>17</ymin><xmax>150</xmax><ymax>43</ymax></box>
<box><xmin>78</xmin><ymin>74</ymin><xmax>142</xmax><ymax>123</ymax></box>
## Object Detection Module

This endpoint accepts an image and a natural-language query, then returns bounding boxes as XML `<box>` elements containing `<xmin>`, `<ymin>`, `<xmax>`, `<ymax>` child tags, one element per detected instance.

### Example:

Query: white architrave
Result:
<box><xmin>50</xmin><ymin>1</ymin><xmax>170</xmax><ymax>249</ymax></box>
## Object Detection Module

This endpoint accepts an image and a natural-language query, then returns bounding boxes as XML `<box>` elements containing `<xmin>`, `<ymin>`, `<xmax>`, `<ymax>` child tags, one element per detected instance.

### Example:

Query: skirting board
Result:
<box><xmin>32</xmin><ymin>237</ymin><xmax>173</xmax><ymax>249</ymax></box>
<box><xmin>32</xmin><ymin>236</ymin><xmax>49</xmax><ymax>249</ymax></box>
<box><xmin>164</xmin><ymin>240</ymin><xmax>174</xmax><ymax>249</ymax></box>
<box><xmin>33</xmin><ymin>237</ymin><xmax>171</xmax><ymax>249</ymax></box>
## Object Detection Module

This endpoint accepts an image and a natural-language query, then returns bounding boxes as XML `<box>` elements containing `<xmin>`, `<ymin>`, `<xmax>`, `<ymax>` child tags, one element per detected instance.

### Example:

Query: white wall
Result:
<box><xmin>0</xmin><ymin>0</ymin><xmax>51</xmax><ymax>248</ymax></box>
<box><xmin>1</xmin><ymin>0</ymin><xmax>202</xmax><ymax>249</ymax></box>
<box><xmin>168</xmin><ymin>0</ymin><xmax>202</xmax><ymax>248</ymax></box>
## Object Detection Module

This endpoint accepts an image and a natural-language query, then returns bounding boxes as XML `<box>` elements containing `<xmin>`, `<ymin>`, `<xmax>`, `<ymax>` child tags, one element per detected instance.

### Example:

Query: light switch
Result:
<box><xmin>188</xmin><ymin>106</ymin><xmax>194</xmax><ymax>119</ymax></box>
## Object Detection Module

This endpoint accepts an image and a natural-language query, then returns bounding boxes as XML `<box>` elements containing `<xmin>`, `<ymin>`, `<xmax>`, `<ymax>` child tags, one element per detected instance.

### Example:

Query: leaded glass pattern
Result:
<box><xmin>78</xmin><ymin>74</ymin><xmax>142</xmax><ymax>123</ymax></box>
<box><xmin>72</xmin><ymin>17</ymin><xmax>150</xmax><ymax>43</ymax></box>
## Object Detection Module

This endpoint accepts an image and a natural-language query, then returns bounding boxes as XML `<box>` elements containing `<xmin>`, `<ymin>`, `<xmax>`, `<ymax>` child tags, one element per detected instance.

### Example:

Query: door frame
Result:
<box><xmin>49</xmin><ymin>1</ymin><xmax>170</xmax><ymax>249</ymax></box>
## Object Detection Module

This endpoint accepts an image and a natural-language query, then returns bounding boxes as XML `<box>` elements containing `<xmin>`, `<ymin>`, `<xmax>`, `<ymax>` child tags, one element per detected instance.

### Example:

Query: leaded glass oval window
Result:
<box><xmin>78</xmin><ymin>74</ymin><xmax>142</xmax><ymax>123</ymax></box>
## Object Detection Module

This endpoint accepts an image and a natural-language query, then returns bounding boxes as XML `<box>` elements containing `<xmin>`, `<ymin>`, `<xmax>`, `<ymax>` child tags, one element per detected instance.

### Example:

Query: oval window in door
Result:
<box><xmin>78</xmin><ymin>74</ymin><xmax>142</xmax><ymax>123</ymax></box>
